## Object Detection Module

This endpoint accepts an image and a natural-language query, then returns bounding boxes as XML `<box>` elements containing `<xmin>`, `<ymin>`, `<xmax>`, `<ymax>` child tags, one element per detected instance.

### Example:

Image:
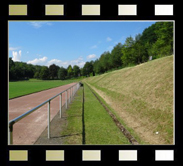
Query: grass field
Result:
<box><xmin>83</xmin><ymin>55</ymin><xmax>174</xmax><ymax>144</ymax></box>
<box><xmin>9</xmin><ymin>78</ymin><xmax>82</xmax><ymax>99</ymax></box>
<box><xmin>61</xmin><ymin>85</ymin><xmax>130</xmax><ymax>145</ymax></box>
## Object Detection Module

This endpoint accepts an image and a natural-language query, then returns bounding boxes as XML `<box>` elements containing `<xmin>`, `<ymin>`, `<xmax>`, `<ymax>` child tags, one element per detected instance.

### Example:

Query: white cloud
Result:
<box><xmin>87</xmin><ymin>54</ymin><xmax>96</xmax><ymax>59</ymax></box>
<box><xmin>27</xmin><ymin>56</ymin><xmax>86</xmax><ymax>68</ymax></box>
<box><xmin>28</xmin><ymin>21</ymin><xmax>53</xmax><ymax>29</ymax></box>
<box><xmin>106</xmin><ymin>37</ymin><xmax>112</xmax><ymax>42</ymax></box>
<box><xmin>48</xmin><ymin>57</ymin><xmax>86</xmax><ymax>68</ymax></box>
<box><xmin>69</xmin><ymin>57</ymin><xmax>86</xmax><ymax>68</ymax></box>
<box><xmin>12</xmin><ymin>50</ymin><xmax>21</xmax><ymax>62</ymax></box>
<box><xmin>47</xmin><ymin>59</ymin><xmax>63</xmax><ymax>67</ymax></box>
<box><xmin>27</xmin><ymin>56</ymin><xmax>48</xmax><ymax>65</ymax></box>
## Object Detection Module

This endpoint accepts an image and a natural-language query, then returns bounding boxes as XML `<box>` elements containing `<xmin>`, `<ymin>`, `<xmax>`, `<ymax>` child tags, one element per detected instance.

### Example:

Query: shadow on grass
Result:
<box><xmin>52</xmin><ymin>133</ymin><xmax>82</xmax><ymax>138</ymax></box>
<box><xmin>61</xmin><ymin>115</ymin><xmax>82</xmax><ymax>119</ymax></box>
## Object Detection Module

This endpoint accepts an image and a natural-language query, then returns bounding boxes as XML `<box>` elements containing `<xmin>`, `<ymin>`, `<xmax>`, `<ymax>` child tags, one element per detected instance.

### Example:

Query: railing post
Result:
<box><xmin>48</xmin><ymin>100</ymin><xmax>50</xmax><ymax>139</ymax></box>
<box><xmin>9</xmin><ymin>124</ymin><xmax>13</xmax><ymax>145</ymax></box>
<box><xmin>72</xmin><ymin>86</ymin><xmax>73</xmax><ymax>97</ymax></box>
<box><xmin>69</xmin><ymin>88</ymin><xmax>71</xmax><ymax>103</ymax></box>
<box><xmin>70</xmin><ymin>87</ymin><xmax>72</xmax><ymax>101</ymax></box>
<box><xmin>60</xmin><ymin>93</ymin><xmax>62</xmax><ymax>118</ymax></box>
<box><xmin>66</xmin><ymin>90</ymin><xmax>67</xmax><ymax>109</ymax></box>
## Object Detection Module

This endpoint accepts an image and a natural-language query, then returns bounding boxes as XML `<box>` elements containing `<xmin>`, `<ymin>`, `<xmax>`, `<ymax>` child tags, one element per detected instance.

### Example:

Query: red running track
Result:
<box><xmin>9</xmin><ymin>82</ymin><xmax>77</xmax><ymax>145</ymax></box>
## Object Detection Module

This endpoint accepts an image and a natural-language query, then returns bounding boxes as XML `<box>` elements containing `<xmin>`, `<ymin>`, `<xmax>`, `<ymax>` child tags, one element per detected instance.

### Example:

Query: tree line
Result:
<box><xmin>9</xmin><ymin>59</ymin><xmax>81</xmax><ymax>80</ymax></box>
<box><xmin>92</xmin><ymin>22</ymin><xmax>173</xmax><ymax>74</ymax></box>
<box><xmin>9</xmin><ymin>22</ymin><xmax>173</xmax><ymax>81</ymax></box>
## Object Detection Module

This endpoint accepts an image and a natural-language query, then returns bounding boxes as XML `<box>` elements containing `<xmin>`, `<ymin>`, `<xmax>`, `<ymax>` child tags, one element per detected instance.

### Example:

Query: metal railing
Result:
<box><xmin>8</xmin><ymin>82</ymin><xmax>81</xmax><ymax>145</ymax></box>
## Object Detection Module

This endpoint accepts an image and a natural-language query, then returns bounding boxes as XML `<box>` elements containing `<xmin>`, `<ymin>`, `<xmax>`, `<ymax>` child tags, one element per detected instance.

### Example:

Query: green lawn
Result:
<box><xmin>61</xmin><ymin>83</ymin><xmax>130</xmax><ymax>145</ymax></box>
<box><xmin>9</xmin><ymin>78</ymin><xmax>82</xmax><ymax>99</ymax></box>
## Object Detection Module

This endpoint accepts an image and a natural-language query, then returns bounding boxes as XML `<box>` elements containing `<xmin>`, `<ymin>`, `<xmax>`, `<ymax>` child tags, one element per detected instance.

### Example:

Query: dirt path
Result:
<box><xmin>9</xmin><ymin>83</ymin><xmax>76</xmax><ymax>145</ymax></box>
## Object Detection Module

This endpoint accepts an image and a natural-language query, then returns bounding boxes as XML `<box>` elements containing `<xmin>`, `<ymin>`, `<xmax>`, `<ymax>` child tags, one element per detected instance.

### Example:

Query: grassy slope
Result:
<box><xmin>9</xmin><ymin>78</ymin><xmax>82</xmax><ymax>99</ymax></box>
<box><xmin>61</xmin><ymin>86</ymin><xmax>130</xmax><ymax>145</ymax></box>
<box><xmin>84</xmin><ymin>56</ymin><xmax>173</xmax><ymax>144</ymax></box>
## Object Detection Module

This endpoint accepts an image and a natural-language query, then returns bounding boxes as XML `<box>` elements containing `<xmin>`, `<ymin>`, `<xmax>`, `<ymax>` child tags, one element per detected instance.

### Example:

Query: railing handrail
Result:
<box><xmin>9</xmin><ymin>82</ymin><xmax>79</xmax><ymax>127</ymax></box>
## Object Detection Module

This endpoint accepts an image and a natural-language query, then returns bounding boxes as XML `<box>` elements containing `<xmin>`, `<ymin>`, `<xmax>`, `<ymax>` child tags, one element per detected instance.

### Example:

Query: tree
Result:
<box><xmin>140</xmin><ymin>23</ymin><xmax>157</xmax><ymax>45</ymax></box>
<box><xmin>27</xmin><ymin>64</ymin><xmax>35</xmax><ymax>78</ymax></box>
<box><xmin>83</xmin><ymin>61</ymin><xmax>93</xmax><ymax>76</ymax></box>
<box><xmin>133</xmin><ymin>34</ymin><xmax>148</xmax><ymax>63</ymax></box>
<box><xmin>110</xmin><ymin>43</ymin><xmax>123</xmax><ymax>68</ymax></box>
<box><xmin>39</xmin><ymin>66</ymin><xmax>49</xmax><ymax>80</ymax></box>
<box><xmin>9</xmin><ymin>58</ymin><xmax>15</xmax><ymax>80</ymax></box>
<box><xmin>141</xmin><ymin>22</ymin><xmax>173</xmax><ymax>59</ymax></box>
<box><xmin>73</xmin><ymin>65</ymin><xmax>80</xmax><ymax>77</ymax></box>
<box><xmin>99</xmin><ymin>51</ymin><xmax>111</xmax><ymax>72</ymax></box>
<box><xmin>67</xmin><ymin>65</ymin><xmax>73</xmax><ymax>78</ymax></box>
<box><xmin>34</xmin><ymin>71</ymin><xmax>40</xmax><ymax>79</ymax></box>
<box><xmin>58</xmin><ymin>67</ymin><xmax>67</xmax><ymax>80</ymax></box>
<box><xmin>154</xmin><ymin>22</ymin><xmax>173</xmax><ymax>56</ymax></box>
<box><xmin>49</xmin><ymin>64</ymin><xmax>60</xmax><ymax>79</ymax></box>
<box><xmin>93</xmin><ymin>59</ymin><xmax>104</xmax><ymax>74</ymax></box>
<box><xmin>121</xmin><ymin>37</ymin><xmax>136</xmax><ymax>66</ymax></box>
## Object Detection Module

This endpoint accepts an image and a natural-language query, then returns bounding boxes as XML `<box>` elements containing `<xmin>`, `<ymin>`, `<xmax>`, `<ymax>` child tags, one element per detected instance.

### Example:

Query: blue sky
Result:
<box><xmin>9</xmin><ymin>21</ymin><xmax>156</xmax><ymax>68</ymax></box>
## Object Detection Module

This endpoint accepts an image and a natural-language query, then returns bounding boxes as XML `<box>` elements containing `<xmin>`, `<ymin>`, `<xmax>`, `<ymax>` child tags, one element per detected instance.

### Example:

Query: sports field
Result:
<box><xmin>9</xmin><ymin>78</ymin><xmax>82</xmax><ymax>99</ymax></box>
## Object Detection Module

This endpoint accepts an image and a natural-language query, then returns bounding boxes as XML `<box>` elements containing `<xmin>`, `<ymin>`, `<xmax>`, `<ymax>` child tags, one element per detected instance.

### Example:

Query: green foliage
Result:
<box><xmin>39</xmin><ymin>66</ymin><xmax>49</xmax><ymax>80</ymax></box>
<box><xmin>99</xmin><ymin>51</ymin><xmax>111</xmax><ymax>72</ymax></box>
<box><xmin>58</xmin><ymin>67</ymin><xmax>67</xmax><ymax>80</ymax></box>
<box><xmin>67</xmin><ymin>65</ymin><xmax>73</xmax><ymax>78</ymax></box>
<box><xmin>121</xmin><ymin>22</ymin><xmax>173</xmax><ymax>67</ymax></box>
<box><xmin>146</xmin><ymin>22</ymin><xmax>173</xmax><ymax>59</ymax></box>
<box><xmin>93</xmin><ymin>59</ymin><xmax>104</xmax><ymax>74</ymax></box>
<box><xmin>49</xmin><ymin>64</ymin><xmax>60</xmax><ymax>79</ymax></box>
<box><xmin>9</xmin><ymin>59</ymin><xmax>35</xmax><ymax>80</ymax></box>
<box><xmin>93</xmin><ymin>22</ymin><xmax>173</xmax><ymax>75</ymax></box>
<box><xmin>34</xmin><ymin>71</ymin><xmax>40</xmax><ymax>79</ymax></box>
<box><xmin>121</xmin><ymin>37</ymin><xmax>136</xmax><ymax>66</ymax></box>
<box><xmin>110</xmin><ymin>43</ymin><xmax>123</xmax><ymax>68</ymax></box>
<box><xmin>83</xmin><ymin>61</ymin><xmax>93</xmax><ymax>76</ymax></box>
<box><xmin>73</xmin><ymin>65</ymin><xmax>80</xmax><ymax>77</ymax></box>
<box><xmin>140</xmin><ymin>23</ymin><xmax>157</xmax><ymax>45</ymax></box>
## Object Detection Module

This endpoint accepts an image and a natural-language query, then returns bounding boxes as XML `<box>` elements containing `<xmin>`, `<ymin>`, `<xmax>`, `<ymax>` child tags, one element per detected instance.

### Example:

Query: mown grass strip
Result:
<box><xmin>85</xmin><ymin>83</ymin><xmax>145</xmax><ymax>144</ymax></box>
<box><xmin>61</xmin><ymin>84</ymin><xmax>130</xmax><ymax>145</ymax></box>
<box><xmin>86</xmin><ymin>83</ymin><xmax>139</xmax><ymax>145</ymax></box>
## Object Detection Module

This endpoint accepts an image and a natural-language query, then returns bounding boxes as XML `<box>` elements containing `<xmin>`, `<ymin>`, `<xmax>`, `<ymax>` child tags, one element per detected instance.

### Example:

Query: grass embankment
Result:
<box><xmin>61</xmin><ymin>85</ymin><xmax>130</xmax><ymax>145</ymax></box>
<box><xmin>83</xmin><ymin>55</ymin><xmax>174</xmax><ymax>144</ymax></box>
<box><xmin>9</xmin><ymin>78</ymin><xmax>82</xmax><ymax>99</ymax></box>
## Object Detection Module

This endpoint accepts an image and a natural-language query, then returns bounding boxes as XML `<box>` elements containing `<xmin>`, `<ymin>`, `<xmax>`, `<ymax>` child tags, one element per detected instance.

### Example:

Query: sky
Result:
<box><xmin>9</xmin><ymin>21</ymin><xmax>156</xmax><ymax>68</ymax></box>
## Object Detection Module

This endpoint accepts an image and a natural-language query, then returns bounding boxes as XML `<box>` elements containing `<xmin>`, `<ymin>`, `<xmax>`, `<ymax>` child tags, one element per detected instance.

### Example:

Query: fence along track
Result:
<box><xmin>85</xmin><ymin>83</ymin><xmax>139</xmax><ymax>145</ymax></box>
